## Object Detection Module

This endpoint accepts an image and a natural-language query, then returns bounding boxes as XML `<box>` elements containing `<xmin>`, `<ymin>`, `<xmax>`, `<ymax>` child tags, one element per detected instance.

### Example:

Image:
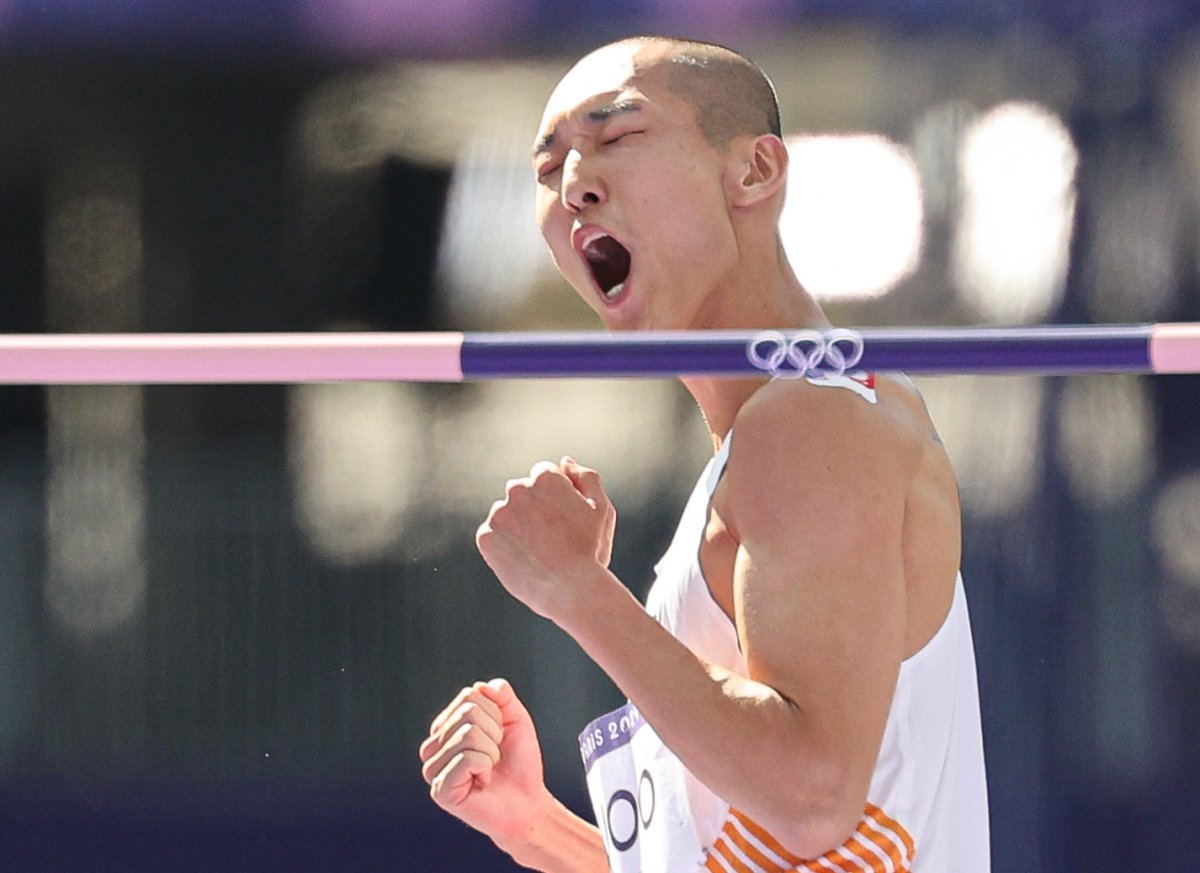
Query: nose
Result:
<box><xmin>561</xmin><ymin>149</ymin><xmax>604</xmax><ymax>214</ymax></box>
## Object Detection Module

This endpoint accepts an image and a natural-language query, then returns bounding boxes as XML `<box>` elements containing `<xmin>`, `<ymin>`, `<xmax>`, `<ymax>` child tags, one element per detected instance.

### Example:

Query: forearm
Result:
<box><xmin>495</xmin><ymin>792</ymin><xmax>608</xmax><ymax>873</ymax></box>
<box><xmin>557</xmin><ymin>571</ymin><xmax>851</xmax><ymax>854</ymax></box>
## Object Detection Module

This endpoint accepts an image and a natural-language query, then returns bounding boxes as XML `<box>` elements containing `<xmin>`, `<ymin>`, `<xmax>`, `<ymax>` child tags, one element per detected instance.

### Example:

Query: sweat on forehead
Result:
<box><xmin>543</xmin><ymin>37</ymin><xmax>781</xmax><ymax>149</ymax></box>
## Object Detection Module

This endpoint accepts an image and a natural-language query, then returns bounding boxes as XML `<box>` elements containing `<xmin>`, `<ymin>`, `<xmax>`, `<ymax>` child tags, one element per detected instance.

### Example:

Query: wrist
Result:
<box><xmin>495</xmin><ymin>789</ymin><xmax>604</xmax><ymax>872</ymax></box>
<box><xmin>553</xmin><ymin>565</ymin><xmax>629</xmax><ymax>635</ymax></box>
<box><xmin>490</xmin><ymin>784</ymin><xmax>554</xmax><ymax>859</ymax></box>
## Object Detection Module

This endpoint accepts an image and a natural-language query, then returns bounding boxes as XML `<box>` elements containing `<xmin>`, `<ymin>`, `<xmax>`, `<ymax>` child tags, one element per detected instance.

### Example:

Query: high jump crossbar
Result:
<box><xmin>0</xmin><ymin>323</ymin><xmax>1197</xmax><ymax>384</ymax></box>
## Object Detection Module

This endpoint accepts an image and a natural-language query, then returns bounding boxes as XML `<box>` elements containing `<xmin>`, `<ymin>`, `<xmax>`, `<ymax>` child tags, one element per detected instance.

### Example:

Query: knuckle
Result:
<box><xmin>446</xmin><ymin>721</ymin><xmax>469</xmax><ymax>747</ymax></box>
<box><xmin>480</xmin><ymin>506</ymin><xmax>508</xmax><ymax>535</ymax></box>
<box><xmin>456</xmin><ymin>722</ymin><xmax>486</xmax><ymax>747</ymax></box>
<box><xmin>439</xmin><ymin>690</ymin><xmax>472</xmax><ymax>724</ymax></box>
<box><xmin>530</xmin><ymin>461</ymin><xmax>560</xmax><ymax>483</ymax></box>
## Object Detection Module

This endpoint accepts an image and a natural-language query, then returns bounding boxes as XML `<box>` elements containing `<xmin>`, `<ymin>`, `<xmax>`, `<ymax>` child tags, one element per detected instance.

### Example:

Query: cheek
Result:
<box><xmin>534</xmin><ymin>189</ymin><xmax>559</xmax><ymax>239</ymax></box>
<box><xmin>633</xmin><ymin>155</ymin><xmax>730</xmax><ymax>243</ymax></box>
<box><xmin>538</xmin><ymin>217</ymin><xmax>594</xmax><ymax>299</ymax></box>
<box><xmin>649</xmin><ymin>184</ymin><xmax>733</xmax><ymax>257</ymax></box>
<box><xmin>536</xmin><ymin>200</ymin><xmax>570</xmax><ymax>261</ymax></box>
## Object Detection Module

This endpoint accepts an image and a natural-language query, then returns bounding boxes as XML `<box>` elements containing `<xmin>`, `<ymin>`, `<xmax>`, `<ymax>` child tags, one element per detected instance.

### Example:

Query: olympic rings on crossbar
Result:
<box><xmin>746</xmin><ymin>329</ymin><xmax>866</xmax><ymax>379</ymax></box>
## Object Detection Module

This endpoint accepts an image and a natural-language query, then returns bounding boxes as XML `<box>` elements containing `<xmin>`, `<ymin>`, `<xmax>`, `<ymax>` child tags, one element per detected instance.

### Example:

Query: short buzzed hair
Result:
<box><xmin>621</xmin><ymin>36</ymin><xmax>782</xmax><ymax>149</ymax></box>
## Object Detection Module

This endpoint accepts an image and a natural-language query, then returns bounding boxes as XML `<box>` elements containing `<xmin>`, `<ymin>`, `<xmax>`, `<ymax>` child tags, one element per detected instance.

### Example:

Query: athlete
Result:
<box><xmin>419</xmin><ymin>36</ymin><xmax>989</xmax><ymax>872</ymax></box>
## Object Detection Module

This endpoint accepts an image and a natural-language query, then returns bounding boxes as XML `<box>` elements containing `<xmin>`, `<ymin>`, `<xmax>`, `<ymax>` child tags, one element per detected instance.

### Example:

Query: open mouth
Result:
<box><xmin>580</xmin><ymin>233</ymin><xmax>632</xmax><ymax>301</ymax></box>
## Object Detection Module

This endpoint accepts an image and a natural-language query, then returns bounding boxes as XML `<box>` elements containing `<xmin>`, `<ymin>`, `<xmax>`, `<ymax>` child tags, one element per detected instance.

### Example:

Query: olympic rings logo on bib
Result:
<box><xmin>746</xmin><ymin>328</ymin><xmax>865</xmax><ymax>379</ymax></box>
<box><xmin>604</xmin><ymin>770</ymin><xmax>656</xmax><ymax>853</ymax></box>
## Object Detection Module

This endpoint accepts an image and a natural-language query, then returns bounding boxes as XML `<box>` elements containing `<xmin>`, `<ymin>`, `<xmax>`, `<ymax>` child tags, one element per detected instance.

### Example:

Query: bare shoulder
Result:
<box><xmin>719</xmin><ymin>373</ymin><xmax>961</xmax><ymax>656</ymax></box>
<box><xmin>722</xmin><ymin>375</ymin><xmax>935</xmax><ymax>506</ymax></box>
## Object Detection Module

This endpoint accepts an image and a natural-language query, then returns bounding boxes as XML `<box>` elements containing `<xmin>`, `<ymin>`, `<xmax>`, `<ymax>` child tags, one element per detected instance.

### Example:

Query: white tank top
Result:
<box><xmin>581</xmin><ymin>375</ymin><xmax>990</xmax><ymax>872</ymax></box>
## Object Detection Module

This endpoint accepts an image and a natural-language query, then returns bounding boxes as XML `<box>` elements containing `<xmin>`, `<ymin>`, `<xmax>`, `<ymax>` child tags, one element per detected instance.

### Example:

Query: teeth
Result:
<box><xmin>605</xmin><ymin>282</ymin><xmax>624</xmax><ymax>300</ymax></box>
<box><xmin>578</xmin><ymin>228</ymin><xmax>612</xmax><ymax>256</ymax></box>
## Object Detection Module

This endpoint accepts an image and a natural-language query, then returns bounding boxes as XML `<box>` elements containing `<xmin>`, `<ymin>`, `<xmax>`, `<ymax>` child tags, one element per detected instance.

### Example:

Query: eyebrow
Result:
<box><xmin>531</xmin><ymin>100</ymin><xmax>643</xmax><ymax>158</ymax></box>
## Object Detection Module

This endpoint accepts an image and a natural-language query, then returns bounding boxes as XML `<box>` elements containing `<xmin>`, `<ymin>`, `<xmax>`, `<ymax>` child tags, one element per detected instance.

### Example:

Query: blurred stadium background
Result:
<box><xmin>1</xmin><ymin>1</ymin><xmax>1199</xmax><ymax>870</ymax></box>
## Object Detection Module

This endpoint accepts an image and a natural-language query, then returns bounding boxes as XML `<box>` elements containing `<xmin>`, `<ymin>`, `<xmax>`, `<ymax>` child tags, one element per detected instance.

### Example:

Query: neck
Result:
<box><xmin>679</xmin><ymin>251</ymin><xmax>829</xmax><ymax>448</ymax></box>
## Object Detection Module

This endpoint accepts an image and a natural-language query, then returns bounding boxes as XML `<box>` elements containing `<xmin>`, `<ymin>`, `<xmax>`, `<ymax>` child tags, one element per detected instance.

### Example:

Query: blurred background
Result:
<box><xmin>0</xmin><ymin>1</ymin><xmax>1199</xmax><ymax>870</ymax></box>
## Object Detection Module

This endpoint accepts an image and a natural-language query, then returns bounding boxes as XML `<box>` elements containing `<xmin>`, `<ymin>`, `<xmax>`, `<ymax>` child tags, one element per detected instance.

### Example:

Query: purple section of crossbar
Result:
<box><xmin>855</xmin><ymin>325</ymin><xmax>1154</xmax><ymax>374</ymax></box>
<box><xmin>461</xmin><ymin>331</ymin><xmax>754</xmax><ymax>378</ymax></box>
<box><xmin>460</xmin><ymin>326</ymin><xmax>1156</xmax><ymax>377</ymax></box>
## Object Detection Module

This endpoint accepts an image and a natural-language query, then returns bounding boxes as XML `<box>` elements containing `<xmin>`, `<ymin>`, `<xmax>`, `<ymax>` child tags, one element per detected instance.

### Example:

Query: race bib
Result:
<box><xmin>580</xmin><ymin>702</ymin><xmax>705</xmax><ymax>872</ymax></box>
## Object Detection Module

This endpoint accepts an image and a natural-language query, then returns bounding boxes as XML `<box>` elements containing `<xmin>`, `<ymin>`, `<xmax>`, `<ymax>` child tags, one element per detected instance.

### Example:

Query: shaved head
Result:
<box><xmin>606</xmin><ymin>36</ymin><xmax>781</xmax><ymax>149</ymax></box>
<box><xmin>532</xmin><ymin>35</ymin><xmax>794</xmax><ymax>333</ymax></box>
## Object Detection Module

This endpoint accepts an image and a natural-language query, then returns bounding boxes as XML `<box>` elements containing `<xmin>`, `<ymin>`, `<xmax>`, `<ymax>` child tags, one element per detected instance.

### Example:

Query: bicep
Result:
<box><xmin>734</xmin><ymin>505</ymin><xmax>906</xmax><ymax>720</ymax></box>
<box><xmin>729</xmin><ymin>437</ymin><xmax>908</xmax><ymax>801</ymax></box>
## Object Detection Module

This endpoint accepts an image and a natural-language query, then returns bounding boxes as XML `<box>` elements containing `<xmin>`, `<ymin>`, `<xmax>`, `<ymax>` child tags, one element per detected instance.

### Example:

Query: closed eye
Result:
<box><xmin>602</xmin><ymin>130</ymin><xmax>644</xmax><ymax>146</ymax></box>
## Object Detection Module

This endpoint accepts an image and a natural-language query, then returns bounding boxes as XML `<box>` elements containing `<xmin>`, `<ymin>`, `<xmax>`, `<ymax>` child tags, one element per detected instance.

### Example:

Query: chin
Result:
<box><xmin>596</xmin><ymin>296</ymin><xmax>648</xmax><ymax>332</ymax></box>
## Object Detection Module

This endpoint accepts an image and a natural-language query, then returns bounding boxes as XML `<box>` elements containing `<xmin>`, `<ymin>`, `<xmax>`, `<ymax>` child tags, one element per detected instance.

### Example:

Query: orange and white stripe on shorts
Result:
<box><xmin>703</xmin><ymin>804</ymin><xmax>915</xmax><ymax>873</ymax></box>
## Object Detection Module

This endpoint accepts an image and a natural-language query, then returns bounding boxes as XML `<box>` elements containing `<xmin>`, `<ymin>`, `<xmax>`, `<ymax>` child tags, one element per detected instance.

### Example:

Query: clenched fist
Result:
<box><xmin>418</xmin><ymin>678</ymin><xmax>550</xmax><ymax>848</ymax></box>
<box><xmin>476</xmin><ymin>457</ymin><xmax>618</xmax><ymax>623</ymax></box>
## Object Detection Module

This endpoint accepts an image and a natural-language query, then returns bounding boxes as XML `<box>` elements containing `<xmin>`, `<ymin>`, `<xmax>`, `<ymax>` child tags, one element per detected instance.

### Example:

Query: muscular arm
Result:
<box><xmin>478</xmin><ymin>388</ymin><xmax>915</xmax><ymax>858</ymax></box>
<box><xmin>715</xmin><ymin>386</ymin><xmax>908</xmax><ymax>850</ymax></box>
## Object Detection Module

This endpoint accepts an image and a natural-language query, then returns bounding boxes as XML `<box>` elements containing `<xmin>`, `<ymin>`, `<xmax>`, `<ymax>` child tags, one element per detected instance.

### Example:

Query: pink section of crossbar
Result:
<box><xmin>0</xmin><ymin>333</ymin><xmax>465</xmax><ymax>384</ymax></box>
<box><xmin>1149</xmin><ymin>324</ymin><xmax>1200</xmax><ymax>374</ymax></box>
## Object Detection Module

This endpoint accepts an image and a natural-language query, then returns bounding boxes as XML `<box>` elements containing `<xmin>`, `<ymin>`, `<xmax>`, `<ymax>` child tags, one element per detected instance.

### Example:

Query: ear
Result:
<box><xmin>725</xmin><ymin>134</ymin><xmax>788</xmax><ymax>209</ymax></box>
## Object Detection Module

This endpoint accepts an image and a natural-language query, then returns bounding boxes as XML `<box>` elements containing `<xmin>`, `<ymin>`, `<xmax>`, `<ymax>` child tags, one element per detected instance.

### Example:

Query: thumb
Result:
<box><xmin>561</xmin><ymin>456</ymin><xmax>617</xmax><ymax>567</ymax></box>
<box><xmin>478</xmin><ymin>677</ymin><xmax>533</xmax><ymax>728</ymax></box>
